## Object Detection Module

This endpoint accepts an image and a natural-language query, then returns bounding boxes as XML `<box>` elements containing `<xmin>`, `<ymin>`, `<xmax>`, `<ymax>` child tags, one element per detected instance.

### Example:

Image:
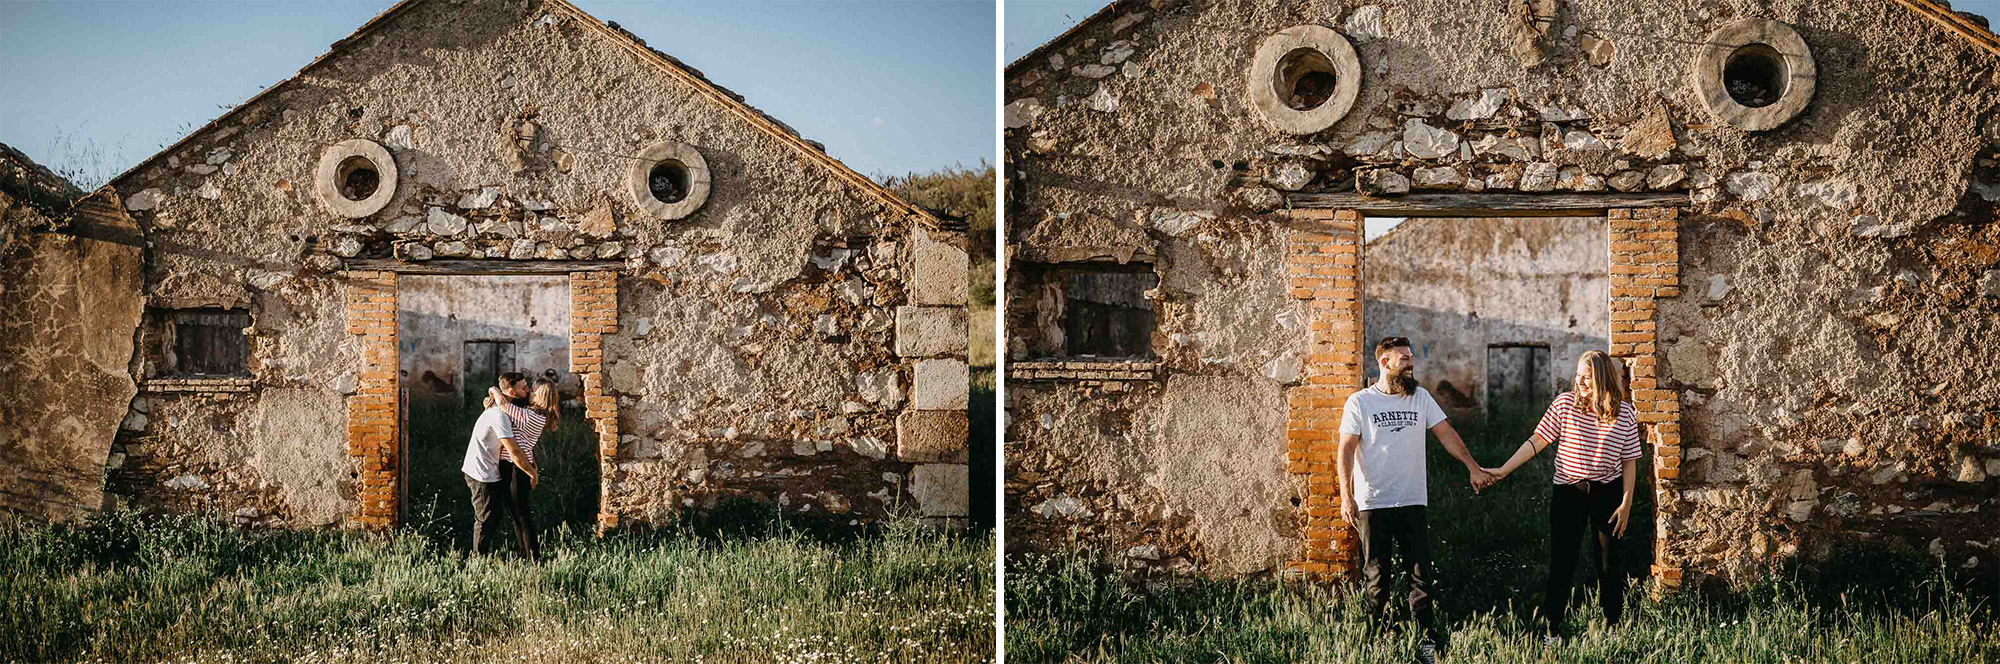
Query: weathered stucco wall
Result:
<box><xmin>1363</xmin><ymin>217</ymin><xmax>1609</xmax><ymax>430</ymax></box>
<box><xmin>1006</xmin><ymin>0</ymin><xmax>2000</xmax><ymax>582</ymax></box>
<box><xmin>0</xmin><ymin>148</ymin><xmax>143</xmax><ymax>523</ymax></box>
<box><xmin>86</xmin><ymin>0</ymin><xmax>968</xmax><ymax>530</ymax></box>
<box><xmin>397</xmin><ymin>275</ymin><xmax>572</xmax><ymax>404</ymax></box>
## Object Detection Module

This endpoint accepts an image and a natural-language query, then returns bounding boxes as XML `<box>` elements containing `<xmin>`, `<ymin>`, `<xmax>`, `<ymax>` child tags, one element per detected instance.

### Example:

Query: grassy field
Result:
<box><xmin>1005</xmin><ymin>411</ymin><xmax>1998</xmax><ymax>663</ymax></box>
<box><xmin>2</xmin><ymin>510</ymin><xmax>995</xmax><ymax>663</ymax></box>
<box><xmin>971</xmin><ymin>307</ymin><xmax>996</xmax><ymax>368</ymax></box>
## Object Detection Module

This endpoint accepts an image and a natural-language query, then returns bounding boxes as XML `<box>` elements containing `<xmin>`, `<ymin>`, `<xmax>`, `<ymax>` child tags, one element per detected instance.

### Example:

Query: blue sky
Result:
<box><xmin>1003</xmin><ymin>0</ymin><xmax>1107</xmax><ymax>63</ymax></box>
<box><xmin>0</xmin><ymin>0</ymin><xmax>996</xmax><ymax>189</ymax></box>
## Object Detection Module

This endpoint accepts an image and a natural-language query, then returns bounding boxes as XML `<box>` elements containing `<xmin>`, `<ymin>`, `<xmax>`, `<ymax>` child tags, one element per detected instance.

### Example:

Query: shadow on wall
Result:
<box><xmin>1362</xmin><ymin>299</ymin><xmax>1609</xmax><ymax>436</ymax></box>
<box><xmin>395</xmin><ymin>274</ymin><xmax>575</xmax><ymax>405</ymax></box>
<box><xmin>395</xmin><ymin>310</ymin><xmax>573</xmax><ymax>405</ymax></box>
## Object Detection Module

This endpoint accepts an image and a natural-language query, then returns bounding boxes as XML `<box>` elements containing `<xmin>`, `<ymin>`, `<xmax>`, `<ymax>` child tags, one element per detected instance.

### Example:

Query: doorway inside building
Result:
<box><xmin>1359</xmin><ymin>214</ymin><xmax>1652</xmax><ymax>624</ymax></box>
<box><xmin>395</xmin><ymin>275</ymin><xmax>600</xmax><ymax>553</ymax></box>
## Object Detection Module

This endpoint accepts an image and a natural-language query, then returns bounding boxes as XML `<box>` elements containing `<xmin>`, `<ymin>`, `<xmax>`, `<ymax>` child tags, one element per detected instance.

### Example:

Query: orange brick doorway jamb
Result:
<box><xmin>340</xmin><ymin>268</ymin><xmax>621</xmax><ymax>534</ymax></box>
<box><xmin>1279</xmin><ymin>206</ymin><xmax>1686</xmax><ymax>591</ymax></box>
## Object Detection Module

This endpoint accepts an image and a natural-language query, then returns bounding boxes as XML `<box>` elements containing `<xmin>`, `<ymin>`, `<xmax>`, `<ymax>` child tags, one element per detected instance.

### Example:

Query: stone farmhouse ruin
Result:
<box><xmin>1</xmin><ymin>0</ymin><xmax>971</xmax><ymax>532</ymax></box>
<box><xmin>1004</xmin><ymin>0</ymin><xmax>1999</xmax><ymax>588</ymax></box>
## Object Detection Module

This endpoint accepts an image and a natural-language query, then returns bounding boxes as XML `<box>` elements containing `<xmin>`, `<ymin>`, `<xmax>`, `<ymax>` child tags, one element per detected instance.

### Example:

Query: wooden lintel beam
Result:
<box><xmin>340</xmin><ymin>259</ymin><xmax>624</xmax><ymax>274</ymax></box>
<box><xmin>1283</xmin><ymin>192</ymin><xmax>1691</xmax><ymax>216</ymax></box>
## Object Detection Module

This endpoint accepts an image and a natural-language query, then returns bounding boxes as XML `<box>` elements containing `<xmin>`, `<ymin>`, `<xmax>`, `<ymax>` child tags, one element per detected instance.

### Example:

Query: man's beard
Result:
<box><xmin>1386</xmin><ymin>368</ymin><xmax>1417</xmax><ymax>395</ymax></box>
<box><xmin>511</xmin><ymin>395</ymin><xmax>531</xmax><ymax>407</ymax></box>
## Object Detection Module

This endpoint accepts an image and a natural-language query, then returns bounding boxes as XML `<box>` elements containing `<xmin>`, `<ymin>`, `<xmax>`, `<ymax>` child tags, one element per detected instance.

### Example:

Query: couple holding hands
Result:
<box><xmin>1338</xmin><ymin>337</ymin><xmax>1643</xmax><ymax>661</ymax></box>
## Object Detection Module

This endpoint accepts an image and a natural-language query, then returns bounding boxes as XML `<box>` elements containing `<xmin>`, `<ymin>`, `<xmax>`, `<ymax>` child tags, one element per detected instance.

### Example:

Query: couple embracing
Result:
<box><xmin>459</xmin><ymin>371</ymin><xmax>562</xmax><ymax>562</ymax></box>
<box><xmin>1337</xmin><ymin>337</ymin><xmax>1642</xmax><ymax>662</ymax></box>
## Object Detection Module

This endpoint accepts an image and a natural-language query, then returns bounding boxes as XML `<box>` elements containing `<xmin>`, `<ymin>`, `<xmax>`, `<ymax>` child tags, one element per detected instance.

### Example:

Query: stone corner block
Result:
<box><xmin>910</xmin><ymin>462</ymin><xmax>969</xmax><ymax>517</ymax></box>
<box><xmin>897</xmin><ymin>409</ymin><xmax>969</xmax><ymax>463</ymax></box>
<box><xmin>894</xmin><ymin>306</ymin><xmax>967</xmax><ymax>358</ymax></box>
<box><xmin>911</xmin><ymin>358</ymin><xmax>970</xmax><ymax>410</ymax></box>
<box><xmin>908</xmin><ymin>231</ymin><xmax>969</xmax><ymax>306</ymax></box>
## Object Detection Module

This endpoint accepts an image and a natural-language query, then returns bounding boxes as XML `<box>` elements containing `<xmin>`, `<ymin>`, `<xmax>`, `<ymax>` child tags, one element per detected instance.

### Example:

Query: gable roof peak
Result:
<box><xmin>98</xmin><ymin>0</ymin><xmax>938</xmax><ymax>228</ymax></box>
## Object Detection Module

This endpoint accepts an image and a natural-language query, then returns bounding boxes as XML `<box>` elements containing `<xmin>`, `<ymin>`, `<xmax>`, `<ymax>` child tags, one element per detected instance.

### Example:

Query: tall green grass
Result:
<box><xmin>1007</xmin><ymin>549</ymin><xmax>1995</xmax><ymax>663</ymax></box>
<box><xmin>1005</xmin><ymin>410</ymin><xmax>1997</xmax><ymax>663</ymax></box>
<box><xmin>2</xmin><ymin>510</ymin><xmax>995</xmax><ymax>663</ymax></box>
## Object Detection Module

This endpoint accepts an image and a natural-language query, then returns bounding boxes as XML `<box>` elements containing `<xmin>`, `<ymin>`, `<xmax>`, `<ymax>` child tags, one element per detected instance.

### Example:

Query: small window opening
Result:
<box><xmin>157</xmin><ymin>309</ymin><xmax>252</xmax><ymax>376</ymax></box>
<box><xmin>338</xmin><ymin>156</ymin><xmax>380</xmax><ymax>201</ymax></box>
<box><xmin>649</xmin><ymin>160</ymin><xmax>689</xmax><ymax>204</ymax></box>
<box><xmin>1275</xmin><ymin>47</ymin><xmax>1338</xmax><ymax>111</ymax></box>
<box><xmin>1063</xmin><ymin>271</ymin><xmax>1155</xmax><ymax>358</ymax></box>
<box><xmin>1010</xmin><ymin>263</ymin><xmax>1158</xmax><ymax>360</ymax></box>
<box><xmin>1723</xmin><ymin>43</ymin><xmax>1786</xmax><ymax>108</ymax></box>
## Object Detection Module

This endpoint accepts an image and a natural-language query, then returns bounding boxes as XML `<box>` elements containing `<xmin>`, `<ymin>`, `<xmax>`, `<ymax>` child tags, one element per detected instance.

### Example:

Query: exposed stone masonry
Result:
<box><xmin>1006</xmin><ymin>360</ymin><xmax>1158</xmax><ymax>384</ymax></box>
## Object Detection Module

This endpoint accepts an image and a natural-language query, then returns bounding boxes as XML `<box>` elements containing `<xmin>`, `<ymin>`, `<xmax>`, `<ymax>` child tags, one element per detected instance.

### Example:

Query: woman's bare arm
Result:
<box><xmin>1490</xmin><ymin>434</ymin><xmax>1550</xmax><ymax>478</ymax></box>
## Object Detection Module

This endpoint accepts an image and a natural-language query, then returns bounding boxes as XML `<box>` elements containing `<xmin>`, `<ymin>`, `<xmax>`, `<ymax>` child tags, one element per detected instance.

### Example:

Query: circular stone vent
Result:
<box><xmin>627</xmin><ymin>140</ymin><xmax>711</xmax><ymax>220</ymax></box>
<box><xmin>1692</xmin><ymin>18</ymin><xmax>1816</xmax><ymax>131</ymax></box>
<box><xmin>1248</xmin><ymin>25</ymin><xmax>1362</xmax><ymax>135</ymax></box>
<box><xmin>314</xmin><ymin>139</ymin><xmax>398</xmax><ymax>218</ymax></box>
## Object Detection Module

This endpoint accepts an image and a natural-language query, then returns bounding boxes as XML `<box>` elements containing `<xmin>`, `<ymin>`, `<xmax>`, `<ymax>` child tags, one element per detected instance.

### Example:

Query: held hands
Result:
<box><xmin>1468</xmin><ymin>466</ymin><xmax>1497</xmax><ymax>493</ymax></box>
<box><xmin>1469</xmin><ymin>466</ymin><xmax>1511</xmax><ymax>493</ymax></box>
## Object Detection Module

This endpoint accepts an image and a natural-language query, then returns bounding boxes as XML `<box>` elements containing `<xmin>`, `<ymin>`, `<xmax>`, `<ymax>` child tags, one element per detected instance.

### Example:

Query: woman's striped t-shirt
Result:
<box><xmin>1533</xmin><ymin>391</ymin><xmax>1642</xmax><ymax>484</ymax></box>
<box><xmin>495</xmin><ymin>402</ymin><xmax>546</xmax><ymax>466</ymax></box>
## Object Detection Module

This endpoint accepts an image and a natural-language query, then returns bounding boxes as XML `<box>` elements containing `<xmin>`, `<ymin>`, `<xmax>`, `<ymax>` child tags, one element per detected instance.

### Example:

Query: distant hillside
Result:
<box><xmin>885</xmin><ymin>164</ymin><xmax>996</xmax><ymax>309</ymax></box>
<box><xmin>886</xmin><ymin>164</ymin><xmax>996</xmax><ymax>367</ymax></box>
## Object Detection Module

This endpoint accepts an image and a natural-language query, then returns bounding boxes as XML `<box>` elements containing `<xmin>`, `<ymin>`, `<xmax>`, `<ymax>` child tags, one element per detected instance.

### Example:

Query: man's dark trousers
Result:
<box><xmin>465</xmin><ymin>472</ymin><xmax>509</xmax><ymax>555</ymax></box>
<box><xmin>1355</xmin><ymin>505</ymin><xmax>1440</xmax><ymax>640</ymax></box>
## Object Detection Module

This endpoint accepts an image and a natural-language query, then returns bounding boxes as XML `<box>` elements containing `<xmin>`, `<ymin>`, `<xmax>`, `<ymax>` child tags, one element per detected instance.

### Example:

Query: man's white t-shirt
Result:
<box><xmin>1338</xmin><ymin>385</ymin><xmax>1448</xmax><ymax>511</ymax></box>
<box><xmin>461</xmin><ymin>407</ymin><xmax>515</xmax><ymax>483</ymax></box>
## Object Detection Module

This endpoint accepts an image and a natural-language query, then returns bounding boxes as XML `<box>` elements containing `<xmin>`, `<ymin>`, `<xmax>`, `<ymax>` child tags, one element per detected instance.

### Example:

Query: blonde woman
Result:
<box><xmin>1484</xmin><ymin>350</ymin><xmax>1642</xmax><ymax>642</ymax></box>
<box><xmin>484</xmin><ymin>376</ymin><xmax>561</xmax><ymax>562</ymax></box>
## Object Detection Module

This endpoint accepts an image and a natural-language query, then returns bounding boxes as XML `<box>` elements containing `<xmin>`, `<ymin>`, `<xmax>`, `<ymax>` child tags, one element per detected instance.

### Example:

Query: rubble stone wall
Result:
<box><xmin>1005</xmin><ymin>0</ymin><xmax>2000</xmax><ymax>583</ymax></box>
<box><xmin>0</xmin><ymin>172</ymin><xmax>143</xmax><ymax>523</ymax></box>
<box><xmin>89</xmin><ymin>0</ymin><xmax>967</xmax><ymax>530</ymax></box>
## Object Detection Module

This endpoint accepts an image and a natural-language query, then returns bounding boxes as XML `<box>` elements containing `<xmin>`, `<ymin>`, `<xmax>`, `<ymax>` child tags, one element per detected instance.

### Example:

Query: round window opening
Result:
<box><xmin>337</xmin><ymin>156</ymin><xmax>380</xmax><ymax>202</ymax></box>
<box><xmin>648</xmin><ymin>160</ymin><xmax>689</xmax><ymax>204</ymax></box>
<box><xmin>1276</xmin><ymin>48</ymin><xmax>1339</xmax><ymax>111</ymax></box>
<box><xmin>1723</xmin><ymin>43</ymin><xmax>1787</xmax><ymax>108</ymax></box>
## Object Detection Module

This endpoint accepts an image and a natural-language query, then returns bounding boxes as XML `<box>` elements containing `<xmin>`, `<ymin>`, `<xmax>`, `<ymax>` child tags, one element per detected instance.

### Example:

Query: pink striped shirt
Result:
<box><xmin>495</xmin><ymin>402</ymin><xmax>546</xmax><ymax>466</ymax></box>
<box><xmin>1533</xmin><ymin>391</ymin><xmax>1642</xmax><ymax>484</ymax></box>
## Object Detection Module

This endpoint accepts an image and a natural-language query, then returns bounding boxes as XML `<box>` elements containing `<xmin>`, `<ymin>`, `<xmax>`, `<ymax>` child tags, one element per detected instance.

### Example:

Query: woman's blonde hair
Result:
<box><xmin>1576</xmin><ymin>350</ymin><xmax>1629</xmax><ymax>425</ymax></box>
<box><xmin>531</xmin><ymin>377</ymin><xmax>562</xmax><ymax>425</ymax></box>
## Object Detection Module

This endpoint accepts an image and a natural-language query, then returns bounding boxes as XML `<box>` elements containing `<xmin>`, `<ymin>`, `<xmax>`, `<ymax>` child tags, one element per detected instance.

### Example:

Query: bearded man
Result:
<box><xmin>1337</xmin><ymin>336</ymin><xmax>1496</xmax><ymax>663</ymax></box>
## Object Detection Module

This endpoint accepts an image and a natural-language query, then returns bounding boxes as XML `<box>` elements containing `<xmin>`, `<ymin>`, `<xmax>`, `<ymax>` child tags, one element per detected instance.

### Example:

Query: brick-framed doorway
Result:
<box><xmin>340</xmin><ymin>266</ymin><xmax>622</xmax><ymax>534</ymax></box>
<box><xmin>1279</xmin><ymin>204</ymin><xmax>1686</xmax><ymax>592</ymax></box>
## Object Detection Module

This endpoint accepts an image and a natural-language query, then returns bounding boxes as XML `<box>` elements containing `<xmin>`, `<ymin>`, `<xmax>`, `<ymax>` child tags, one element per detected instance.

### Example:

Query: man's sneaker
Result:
<box><xmin>1542</xmin><ymin>634</ymin><xmax>1561</xmax><ymax>647</ymax></box>
<box><xmin>1414</xmin><ymin>640</ymin><xmax>1438</xmax><ymax>664</ymax></box>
